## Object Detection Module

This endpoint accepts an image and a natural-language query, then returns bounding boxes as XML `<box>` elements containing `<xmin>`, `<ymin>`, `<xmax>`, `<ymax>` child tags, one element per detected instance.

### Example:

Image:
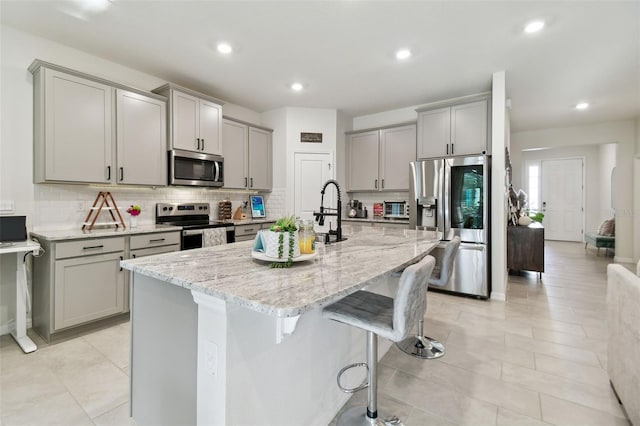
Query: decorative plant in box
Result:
<box><xmin>266</xmin><ymin>215</ymin><xmax>300</xmax><ymax>268</ymax></box>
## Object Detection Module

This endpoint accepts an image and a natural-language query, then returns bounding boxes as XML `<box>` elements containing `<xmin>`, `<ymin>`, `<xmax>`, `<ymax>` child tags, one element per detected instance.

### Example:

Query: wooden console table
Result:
<box><xmin>507</xmin><ymin>223</ymin><xmax>544</xmax><ymax>278</ymax></box>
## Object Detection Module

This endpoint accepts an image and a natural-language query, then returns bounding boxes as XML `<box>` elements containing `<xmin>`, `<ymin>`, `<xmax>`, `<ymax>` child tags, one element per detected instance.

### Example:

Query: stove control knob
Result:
<box><xmin>169</xmin><ymin>207</ymin><xmax>173</xmax><ymax>211</ymax></box>
<box><xmin>162</xmin><ymin>207</ymin><xmax>168</xmax><ymax>211</ymax></box>
<box><xmin>203</xmin><ymin>206</ymin><xmax>208</xmax><ymax>210</ymax></box>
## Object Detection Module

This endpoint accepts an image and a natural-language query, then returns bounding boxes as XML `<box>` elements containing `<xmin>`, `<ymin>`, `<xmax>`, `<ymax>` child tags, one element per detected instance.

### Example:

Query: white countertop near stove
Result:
<box><xmin>31</xmin><ymin>225</ymin><xmax>182</xmax><ymax>242</ymax></box>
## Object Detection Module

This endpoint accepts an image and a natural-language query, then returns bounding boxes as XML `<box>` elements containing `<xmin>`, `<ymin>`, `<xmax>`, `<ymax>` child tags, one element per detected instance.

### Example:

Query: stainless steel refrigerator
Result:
<box><xmin>409</xmin><ymin>155</ymin><xmax>490</xmax><ymax>298</ymax></box>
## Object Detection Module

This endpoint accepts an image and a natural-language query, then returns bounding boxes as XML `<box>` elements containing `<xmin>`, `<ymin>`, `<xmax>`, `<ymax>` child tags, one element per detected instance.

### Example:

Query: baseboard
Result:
<box><xmin>0</xmin><ymin>318</ymin><xmax>32</xmax><ymax>336</ymax></box>
<box><xmin>490</xmin><ymin>292</ymin><xmax>506</xmax><ymax>301</ymax></box>
<box><xmin>614</xmin><ymin>256</ymin><xmax>634</xmax><ymax>264</ymax></box>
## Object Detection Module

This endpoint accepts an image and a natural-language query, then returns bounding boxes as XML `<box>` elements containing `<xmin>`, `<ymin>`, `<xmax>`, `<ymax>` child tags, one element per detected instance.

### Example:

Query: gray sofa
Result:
<box><xmin>607</xmin><ymin>260</ymin><xmax>640</xmax><ymax>425</ymax></box>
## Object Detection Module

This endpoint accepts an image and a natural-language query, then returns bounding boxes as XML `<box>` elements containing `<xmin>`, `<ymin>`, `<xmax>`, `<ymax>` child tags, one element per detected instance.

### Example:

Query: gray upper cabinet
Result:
<box><xmin>347</xmin><ymin>130</ymin><xmax>380</xmax><ymax>191</ymax></box>
<box><xmin>30</xmin><ymin>60</ymin><xmax>168</xmax><ymax>186</ymax></box>
<box><xmin>154</xmin><ymin>84</ymin><xmax>223</xmax><ymax>155</ymax></box>
<box><xmin>221</xmin><ymin>118</ymin><xmax>272</xmax><ymax>191</ymax></box>
<box><xmin>417</xmin><ymin>98</ymin><xmax>489</xmax><ymax>158</ymax></box>
<box><xmin>116</xmin><ymin>90</ymin><xmax>167</xmax><ymax>186</ymax></box>
<box><xmin>347</xmin><ymin>124</ymin><xmax>416</xmax><ymax>192</ymax></box>
<box><xmin>33</xmin><ymin>67</ymin><xmax>113</xmax><ymax>184</ymax></box>
<box><xmin>248</xmin><ymin>127</ymin><xmax>272</xmax><ymax>191</ymax></box>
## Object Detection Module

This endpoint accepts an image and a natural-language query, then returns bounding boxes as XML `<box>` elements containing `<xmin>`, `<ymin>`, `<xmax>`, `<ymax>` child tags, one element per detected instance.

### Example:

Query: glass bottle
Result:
<box><xmin>298</xmin><ymin>219</ymin><xmax>316</xmax><ymax>254</ymax></box>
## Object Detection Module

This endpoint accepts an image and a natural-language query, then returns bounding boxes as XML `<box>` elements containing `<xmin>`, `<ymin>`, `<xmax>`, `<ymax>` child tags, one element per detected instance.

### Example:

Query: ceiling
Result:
<box><xmin>1</xmin><ymin>1</ymin><xmax>639</xmax><ymax>131</ymax></box>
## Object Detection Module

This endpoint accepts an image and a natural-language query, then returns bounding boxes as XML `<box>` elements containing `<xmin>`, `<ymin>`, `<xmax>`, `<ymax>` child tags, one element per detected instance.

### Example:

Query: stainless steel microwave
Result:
<box><xmin>169</xmin><ymin>149</ymin><xmax>224</xmax><ymax>187</ymax></box>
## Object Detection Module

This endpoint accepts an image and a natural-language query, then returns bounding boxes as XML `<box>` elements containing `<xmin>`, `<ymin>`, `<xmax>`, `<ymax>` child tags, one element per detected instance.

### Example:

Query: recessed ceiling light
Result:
<box><xmin>575</xmin><ymin>102</ymin><xmax>589</xmax><ymax>110</ymax></box>
<box><xmin>217</xmin><ymin>42</ymin><xmax>233</xmax><ymax>54</ymax></box>
<box><xmin>524</xmin><ymin>20</ymin><xmax>545</xmax><ymax>34</ymax></box>
<box><xmin>291</xmin><ymin>82</ymin><xmax>304</xmax><ymax>92</ymax></box>
<box><xmin>396</xmin><ymin>49</ymin><xmax>411</xmax><ymax>60</ymax></box>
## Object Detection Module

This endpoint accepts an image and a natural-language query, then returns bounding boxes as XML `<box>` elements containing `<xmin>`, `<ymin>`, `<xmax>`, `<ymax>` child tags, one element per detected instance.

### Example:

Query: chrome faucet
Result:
<box><xmin>313</xmin><ymin>179</ymin><xmax>345</xmax><ymax>243</ymax></box>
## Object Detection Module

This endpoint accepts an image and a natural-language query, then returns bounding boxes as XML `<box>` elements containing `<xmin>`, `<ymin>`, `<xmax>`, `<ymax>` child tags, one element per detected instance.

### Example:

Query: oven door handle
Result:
<box><xmin>183</xmin><ymin>229</ymin><xmax>205</xmax><ymax>236</ymax></box>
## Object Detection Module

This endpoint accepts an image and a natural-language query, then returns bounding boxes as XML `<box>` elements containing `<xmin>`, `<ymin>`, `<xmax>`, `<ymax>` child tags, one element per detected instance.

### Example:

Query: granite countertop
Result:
<box><xmin>31</xmin><ymin>224</ymin><xmax>182</xmax><ymax>242</ymax></box>
<box><xmin>121</xmin><ymin>225</ymin><xmax>440</xmax><ymax>317</ymax></box>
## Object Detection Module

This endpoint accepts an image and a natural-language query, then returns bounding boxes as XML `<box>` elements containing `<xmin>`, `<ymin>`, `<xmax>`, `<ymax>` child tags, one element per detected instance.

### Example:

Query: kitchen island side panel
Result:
<box><xmin>131</xmin><ymin>273</ymin><xmax>396</xmax><ymax>426</ymax></box>
<box><xmin>130</xmin><ymin>274</ymin><xmax>198</xmax><ymax>426</ymax></box>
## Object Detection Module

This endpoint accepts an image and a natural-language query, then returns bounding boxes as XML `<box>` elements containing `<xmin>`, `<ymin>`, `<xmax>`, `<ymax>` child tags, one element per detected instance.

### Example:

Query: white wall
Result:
<box><xmin>490</xmin><ymin>71</ymin><xmax>508</xmax><ymax>301</ymax></box>
<box><xmin>0</xmin><ymin>25</ymin><xmax>279</xmax><ymax>333</ymax></box>
<box><xmin>599</xmin><ymin>143</ymin><xmax>617</xmax><ymax>223</ymax></box>
<box><xmin>511</xmin><ymin>120</ymin><xmax>637</xmax><ymax>263</ymax></box>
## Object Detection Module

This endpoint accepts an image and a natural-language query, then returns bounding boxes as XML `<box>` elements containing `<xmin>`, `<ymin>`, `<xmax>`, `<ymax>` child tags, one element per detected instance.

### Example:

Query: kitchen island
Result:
<box><xmin>121</xmin><ymin>225</ymin><xmax>439</xmax><ymax>426</ymax></box>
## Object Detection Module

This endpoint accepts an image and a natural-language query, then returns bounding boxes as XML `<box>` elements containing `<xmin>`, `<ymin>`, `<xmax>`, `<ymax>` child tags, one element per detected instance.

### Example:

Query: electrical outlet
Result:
<box><xmin>0</xmin><ymin>200</ymin><xmax>15</xmax><ymax>214</ymax></box>
<box><xmin>203</xmin><ymin>340</ymin><xmax>218</xmax><ymax>377</ymax></box>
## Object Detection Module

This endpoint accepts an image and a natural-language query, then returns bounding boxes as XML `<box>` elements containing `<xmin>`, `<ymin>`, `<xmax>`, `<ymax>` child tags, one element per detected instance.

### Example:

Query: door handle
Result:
<box><xmin>197</xmin><ymin>138</ymin><xmax>201</xmax><ymax>150</ymax></box>
<box><xmin>107</xmin><ymin>166</ymin><xmax>111</xmax><ymax>180</ymax></box>
<box><xmin>446</xmin><ymin>144</ymin><xmax>449</xmax><ymax>155</ymax></box>
<box><xmin>201</xmin><ymin>139</ymin><xmax>205</xmax><ymax>151</ymax></box>
<box><xmin>375</xmin><ymin>179</ymin><xmax>378</xmax><ymax>189</ymax></box>
<box><xmin>250</xmin><ymin>177</ymin><xmax>254</xmax><ymax>188</ymax></box>
<box><xmin>381</xmin><ymin>179</ymin><xmax>385</xmax><ymax>189</ymax></box>
<box><xmin>119</xmin><ymin>255</ymin><xmax>124</xmax><ymax>271</ymax></box>
<box><xmin>245</xmin><ymin>177</ymin><xmax>248</xmax><ymax>187</ymax></box>
<box><xmin>451</xmin><ymin>143</ymin><xmax>454</xmax><ymax>155</ymax></box>
<box><xmin>119</xmin><ymin>167</ymin><xmax>124</xmax><ymax>181</ymax></box>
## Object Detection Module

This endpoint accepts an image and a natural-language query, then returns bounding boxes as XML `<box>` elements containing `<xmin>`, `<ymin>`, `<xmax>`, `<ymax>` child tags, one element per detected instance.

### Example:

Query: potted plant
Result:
<box><xmin>264</xmin><ymin>215</ymin><xmax>299</xmax><ymax>267</ymax></box>
<box><xmin>126</xmin><ymin>205</ymin><xmax>141</xmax><ymax>228</ymax></box>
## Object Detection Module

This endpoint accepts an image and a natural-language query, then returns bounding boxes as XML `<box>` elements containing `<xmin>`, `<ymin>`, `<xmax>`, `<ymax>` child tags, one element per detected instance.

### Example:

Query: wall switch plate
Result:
<box><xmin>0</xmin><ymin>200</ymin><xmax>15</xmax><ymax>214</ymax></box>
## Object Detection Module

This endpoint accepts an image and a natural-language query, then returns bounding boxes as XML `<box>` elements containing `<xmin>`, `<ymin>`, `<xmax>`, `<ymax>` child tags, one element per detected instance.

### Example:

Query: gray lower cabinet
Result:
<box><xmin>54</xmin><ymin>251</ymin><xmax>125</xmax><ymax>330</ymax></box>
<box><xmin>235</xmin><ymin>222</ymin><xmax>275</xmax><ymax>242</ymax></box>
<box><xmin>32</xmin><ymin>231</ymin><xmax>180</xmax><ymax>342</ymax></box>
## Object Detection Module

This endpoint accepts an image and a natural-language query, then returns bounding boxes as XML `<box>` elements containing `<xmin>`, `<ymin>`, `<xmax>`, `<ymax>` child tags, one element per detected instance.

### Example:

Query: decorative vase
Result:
<box><xmin>518</xmin><ymin>215</ymin><xmax>532</xmax><ymax>226</ymax></box>
<box><xmin>129</xmin><ymin>216</ymin><xmax>138</xmax><ymax>228</ymax></box>
<box><xmin>263</xmin><ymin>230</ymin><xmax>300</xmax><ymax>259</ymax></box>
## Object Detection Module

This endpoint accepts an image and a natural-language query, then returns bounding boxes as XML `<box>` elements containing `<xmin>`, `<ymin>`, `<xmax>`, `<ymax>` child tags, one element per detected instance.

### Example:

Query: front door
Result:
<box><xmin>541</xmin><ymin>158</ymin><xmax>584</xmax><ymax>241</ymax></box>
<box><xmin>294</xmin><ymin>152</ymin><xmax>333</xmax><ymax>222</ymax></box>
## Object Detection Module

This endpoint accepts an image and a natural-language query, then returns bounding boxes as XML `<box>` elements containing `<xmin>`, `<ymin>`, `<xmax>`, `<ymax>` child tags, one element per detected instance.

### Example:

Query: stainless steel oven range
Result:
<box><xmin>156</xmin><ymin>203</ymin><xmax>235</xmax><ymax>250</ymax></box>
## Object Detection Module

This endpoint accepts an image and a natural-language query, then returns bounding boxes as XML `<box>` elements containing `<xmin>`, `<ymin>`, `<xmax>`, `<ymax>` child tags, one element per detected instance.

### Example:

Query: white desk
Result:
<box><xmin>0</xmin><ymin>240</ymin><xmax>41</xmax><ymax>353</ymax></box>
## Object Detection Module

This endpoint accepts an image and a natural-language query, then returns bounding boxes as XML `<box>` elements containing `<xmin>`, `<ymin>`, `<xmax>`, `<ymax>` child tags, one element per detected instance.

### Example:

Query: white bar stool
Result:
<box><xmin>323</xmin><ymin>255</ymin><xmax>436</xmax><ymax>425</ymax></box>
<box><xmin>396</xmin><ymin>237</ymin><xmax>460</xmax><ymax>359</ymax></box>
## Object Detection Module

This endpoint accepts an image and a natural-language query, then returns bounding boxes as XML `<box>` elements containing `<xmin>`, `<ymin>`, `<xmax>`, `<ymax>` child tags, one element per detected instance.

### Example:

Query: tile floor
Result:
<box><xmin>0</xmin><ymin>241</ymin><xmax>632</xmax><ymax>425</ymax></box>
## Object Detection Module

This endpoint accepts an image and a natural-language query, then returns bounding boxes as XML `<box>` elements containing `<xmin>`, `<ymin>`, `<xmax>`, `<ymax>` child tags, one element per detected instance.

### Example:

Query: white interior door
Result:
<box><xmin>541</xmin><ymin>158</ymin><xmax>584</xmax><ymax>241</ymax></box>
<box><xmin>294</xmin><ymin>152</ymin><xmax>333</xmax><ymax>224</ymax></box>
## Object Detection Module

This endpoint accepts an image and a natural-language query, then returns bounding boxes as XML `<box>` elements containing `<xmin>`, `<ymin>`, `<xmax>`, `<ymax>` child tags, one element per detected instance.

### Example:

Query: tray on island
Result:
<box><xmin>251</xmin><ymin>251</ymin><xmax>317</xmax><ymax>263</ymax></box>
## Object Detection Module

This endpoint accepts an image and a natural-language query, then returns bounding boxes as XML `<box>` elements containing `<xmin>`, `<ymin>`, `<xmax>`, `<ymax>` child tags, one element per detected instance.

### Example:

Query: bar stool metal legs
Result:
<box><xmin>395</xmin><ymin>319</ymin><xmax>445</xmax><ymax>360</ymax></box>
<box><xmin>336</xmin><ymin>332</ymin><xmax>402</xmax><ymax>426</ymax></box>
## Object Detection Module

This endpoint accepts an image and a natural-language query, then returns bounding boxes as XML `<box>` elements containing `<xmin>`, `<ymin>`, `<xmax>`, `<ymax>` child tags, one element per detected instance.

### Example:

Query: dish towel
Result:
<box><xmin>203</xmin><ymin>228</ymin><xmax>227</xmax><ymax>247</ymax></box>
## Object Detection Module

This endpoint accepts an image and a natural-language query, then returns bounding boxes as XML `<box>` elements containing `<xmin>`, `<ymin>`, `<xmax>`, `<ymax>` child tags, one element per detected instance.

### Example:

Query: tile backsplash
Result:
<box><xmin>33</xmin><ymin>185</ymin><xmax>285</xmax><ymax>231</ymax></box>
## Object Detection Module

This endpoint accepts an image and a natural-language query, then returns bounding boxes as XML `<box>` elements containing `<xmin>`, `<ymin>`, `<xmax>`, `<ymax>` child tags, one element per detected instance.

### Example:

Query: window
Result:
<box><xmin>528</xmin><ymin>163</ymin><xmax>540</xmax><ymax>211</ymax></box>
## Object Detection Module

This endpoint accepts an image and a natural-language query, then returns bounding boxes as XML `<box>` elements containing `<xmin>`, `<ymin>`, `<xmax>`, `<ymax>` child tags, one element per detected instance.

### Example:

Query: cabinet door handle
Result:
<box><xmin>375</xmin><ymin>179</ymin><xmax>378</xmax><ymax>189</ymax></box>
<box><xmin>201</xmin><ymin>139</ymin><xmax>205</xmax><ymax>151</ymax></box>
<box><xmin>149</xmin><ymin>238</ymin><xmax>166</xmax><ymax>243</ymax></box>
<box><xmin>382</xmin><ymin>179</ymin><xmax>385</xmax><ymax>189</ymax></box>
<box><xmin>250</xmin><ymin>177</ymin><xmax>253</xmax><ymax>188</ymax></box>
<box><xmin>245</xmin><ymin>177</ymin><xmax>248</xmax><ymax>187</ymax></box>
<box><xmin>119</xmin><ymin>255</ymin><xmax>123</xmax><ymax>271</ymax></box>
<box><xmin>451</xmin><ymin>143</ymin><xmax>454</xmax><ymax>155</ymax></box>
<box><xmin>197</xmin><ymin>138</ymin><xmax>201</xmax><ymax>150</ymax></box>
<box><xmin>119</xmin><ymin>167</ymin><xmax>124</xmax><ymax>181</ymax></box>
<box><xmin>82</xmin><ymin>245</ymin><xmax>104</xmax><ymax>250</ymax></box>
<box><xmin>446</xmin><ymin>144</ymin><xmax>449</xmax><ymax>155</ymax></box>
<box><xmin>244</xmin><ymin>228</ymin><xmax>255</xmax><ymax>232</ymax></box>
<box><xmin>132</xmin><ymin>254</ymin><xmax>137</xmax><ymax>258</ymax></box>
<box><xmin>107</xmin><ymin>166</ymin><xmax>111</xmax><ymax>180</ymax></box>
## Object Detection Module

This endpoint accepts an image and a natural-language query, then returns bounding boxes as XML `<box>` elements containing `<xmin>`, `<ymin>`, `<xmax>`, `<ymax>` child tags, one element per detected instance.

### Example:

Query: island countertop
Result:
<box><xmin>120</xmin><ymin>225</ymin><xmax>439</xmax><ymax>317</ymax></box>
